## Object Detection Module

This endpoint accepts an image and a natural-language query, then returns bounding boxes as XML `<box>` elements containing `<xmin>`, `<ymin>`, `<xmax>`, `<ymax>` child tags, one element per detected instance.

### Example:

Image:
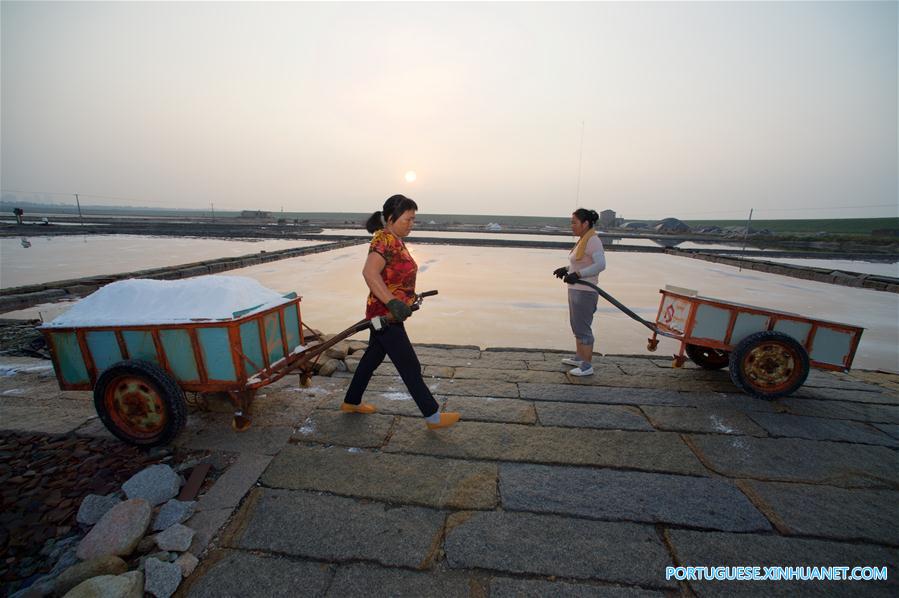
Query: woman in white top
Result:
<box><xmin>553</xmin><ymin>208</ymin><xmax>607</xmax><ymax>376</ymax></box>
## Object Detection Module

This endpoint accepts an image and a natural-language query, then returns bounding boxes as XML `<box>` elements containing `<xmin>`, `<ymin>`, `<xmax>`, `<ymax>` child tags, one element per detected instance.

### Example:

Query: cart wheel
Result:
<box><xmin>729</xmin><ymin>331</ymin><xmax>809</xmax><ymax>399</ymax></box>
<box><xmin>685</xmin><ymin>344</ymin><xmax>730</xmax><ymax>370</ymax></box>
<box><xmin>93</xmin><ymin>360</ymin><xmax>187</xmax><ymax>447</ymax></box>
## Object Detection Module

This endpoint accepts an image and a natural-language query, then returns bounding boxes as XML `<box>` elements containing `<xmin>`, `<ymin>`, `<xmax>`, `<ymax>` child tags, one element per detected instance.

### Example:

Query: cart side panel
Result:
<box><xmin>657</xmin><ymin>293</ymin><xmax>692</xmax><ymax>334</ymax></box>
<box><xmin>809</xmin><ymin>327</ymin><xmax>856</xmax><ymax>368</ymax></box>
<box><xmin>690</xmin><ymin>304</ymin><xmax>731</xmax><ymax>342</ymax></box>
<box><xmin>50</xmin><ymin>332</ymin><xmax>90</xmax><ymax>385</ymax></box>
<box><xmin>773</xmin><ymin>320</ymin><xmax>813</xmax><ymax>345</ymax></box>
<box><xmin>263</xmin><ymin>312</ymin><xmax>285</xmax><ymax>364</ymax></box>
<box><xmin>283</xmin><ymin>303</ymin><xmax>302</xmax><ymax>352</ymax></box>
<box><xmin>122</xmin><ymin>331</ymin><xmax>159</xmax><ymax>364</ymax></box>
<box><xmin>239</xmin><ymin>320</ymin><xmax>265</xmax><ymax>376</ymax></box>
<box><xmin>85</xmin><ymin>331</ymin><xmax>123</xmax><ymax>373</ymax></box>
<box><xmin>159</xmin><ymin>329</ymin><xmax>200</xmax><ymax>382</ymax></box>
<box><xmin>197</xmin><ymin>327</ymin><xmax>238</xmax><ymax>382</ymax></box>
<box><xmin>730</xmin><ymin>313</ymin><xmax>770</xmax><ymax>346</ymax></box>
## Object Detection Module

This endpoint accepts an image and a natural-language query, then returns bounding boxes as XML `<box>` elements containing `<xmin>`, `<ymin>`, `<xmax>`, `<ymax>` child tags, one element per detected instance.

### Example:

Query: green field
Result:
<box><xmin>682</xmin><ymin>218</ymin><xmax>898</xmax><ymax>235</ymax></box>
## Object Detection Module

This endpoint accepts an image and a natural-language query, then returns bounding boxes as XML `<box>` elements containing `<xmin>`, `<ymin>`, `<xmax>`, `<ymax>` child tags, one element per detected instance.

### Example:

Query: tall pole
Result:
<box><xmin>575</xmin><ymin>120</ymin><xmax>585</xmax><ymax>209</ymax></box>
<box><xmin>739</xmin><ymin>208</ymin><xmax>753</xmax><ymax>272</ymax></box>
<box><xmin>74</xmin><ymin>193</ymin><xmax>84</xmax><ymax>227</ymax></box>
<box><xmin>211</xmin><ymin>202</ymin><xmax>215</xmax><ymax>221</ymax></box>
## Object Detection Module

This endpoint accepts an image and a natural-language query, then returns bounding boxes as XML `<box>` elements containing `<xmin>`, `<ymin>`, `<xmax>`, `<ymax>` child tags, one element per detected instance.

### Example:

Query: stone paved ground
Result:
<box><xmin>1</xmin><ymin>349</ymin><xmax>897</xmax><ymax>596</ymax></box>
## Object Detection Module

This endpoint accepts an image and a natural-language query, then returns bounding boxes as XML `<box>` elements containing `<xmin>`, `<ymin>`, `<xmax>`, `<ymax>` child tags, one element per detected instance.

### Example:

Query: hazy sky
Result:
<box><xmin>2</xmin><ymin>1</ymin><xmax>896</xmax><ymax>219</ymax></box>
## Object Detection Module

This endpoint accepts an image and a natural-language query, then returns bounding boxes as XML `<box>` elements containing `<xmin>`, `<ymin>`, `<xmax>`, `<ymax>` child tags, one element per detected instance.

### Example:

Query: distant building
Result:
<box><xmin>599</xmin><ymin>209</ymin><xmax>616</xmax><ymax>228</ymax></box>
<box><xmin>485</xmin><ymin>222</ymin><xmax>502</xmax><ymax>231</ymax></box>
<box><xmin>241</xmin><ymin>210</ymin><xmax>270</xmax><ymax>219</ymax></box>
<box><xmin>654</xmin><ymin>218</ymin><xmax>691</xmax><ymax>234</ymax></box>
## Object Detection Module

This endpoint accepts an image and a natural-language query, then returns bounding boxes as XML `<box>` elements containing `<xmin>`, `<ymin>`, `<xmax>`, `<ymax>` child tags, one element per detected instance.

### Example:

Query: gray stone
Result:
<box><xmin>422</xmin><ymin>365</ymin><xmax>454</xmax><ymax>378</ymax></box>
<box><xmin>122</xmin><ymin>465</ymin><xmax>181</xmax><ymax>506</ymax></box>
<box><xmin>344</xmin><ymin>358</ymin><xmax>359</xmax><ymax>373</ymax></box>
<box><xmin>119</xmin><ymin>572</ymin><xmax>143</xmax><ymax>598</ymax></box>
<box><xmin>795</xmin><ymin>385</ymin><xmax>899</xmax><ymax>405</ymax></box>
<box><xmin>291</xmin><ymin>411</ymin><xmax>394</xmax><ymax>447</ymax></box>
<box><xmin>185</xmin><ymin>508</ymin><xmax>232</xmax><ymax>556</ymax></box>
<box><xmin>367</xmin><ymin>376</ymin><xmax>520</xmax><ymax>398</ymax></box>
<box><xmin>325</xmin><ymin>341</ymin><xmax>349</xmax><ymax>360</ymax></box>
<box><xmin>641</xmin><ymin>406</ymin><xmax>767</xmax><ymax>436</ymax></box>
<box><xmin>500</xmin><ymin>463</ymin><xmax>770</xmax><ymax>532</ymax></box>
<box><xmin>518</xmin><ymin>383</ymin><xmax>684</xmax><ymax>406</ymax></box>
<box><xmin>445</xmin><ymin>512</ymin><xmax>674</xmax><ymax>587</ymax></box>
<box><xmin>677</xmin><ymin>391</ymin><xmax>781</xmax><ymax>414</ymax></box>
<box><xmin>176</xmin><ymin>424</ymin><xmax>292</xmax><ymax>456</ymax></box>
<box><xmin>262</xmin><ymin>444</ymin><xmax>497</xmax><ymax>509</ymax></box>
<box><xmin>135</xmin><ymin>536</ymin><xmax>156</xmax><ymax>555</ymax></box>
<box><xmin>384</xmin><ymin>418</ymin><xmax>707</xmax><ymax>476</ymax></box>
<box><xmin>63</xmin><ymin>573</ymin><xmax>142</xmax><ymax>598</ymax></box>
<box><xmin>535</xmin><ymin>402</ymin><xmax>653</xmax><ymax>430</ymax></box>
<box><xmin>875</xmin><ymin>423</ymin><xmax>899</xmax><ymax>440</ymax></box>
<box><xmin>53</xmin><ymin>555</ymin><xmax>127</xmax><ymax>596</ymax></box>
<box><xmin>231</xmin><ymin>488</ymin><xmax>444</xmax><ymax>569</ymax></box>
<box><xmin>76</xmin><ymin>494</ymin><xmax>121</xmax><ymax>526</ymax></box>
<box><xmin>667</xmin><ymin>529</ymin><xmax>899</xmax><ymax>596</ymax></box>
<box><xmin>144</xmin><ymin>558</ymin><xmax>182</xmax><ymax>598</ymax></box>
<box><xmin>748</xmin><ymin>412</ymin><xmax>899</xmax><ymax>446</ymax></box>
<box><xmin>326</xmin><ymin>563</ymin><xmax>473</xmax><ymax>597</ymax></box>
<box><xmin>155</xmin><ymin>523</ymin><xmax>195</xmax><ymax>552</ymax></box>
<box><xmin>175</xmin><ymin>552</ymin><xmax>199</xmax><ymax>577</ymax></box>
<box><xmin>490</xmin><ymin>577</ymin><xmax>665</xmax><ymax>597</ymax></box>
<box><xmin>688</xmin><ymin>434</ymin><xmax>899</xmax><ymax>487</ymax></box>
<box><xmin>186</xmin><ymin>550</ymin><xmax>333</xmax><ymax>598</ymax></box>
<box><xmin>76</xmin><ymin>499</ymin><xmax>151</xmax><ymax>560</ymax></box>
<box><xmin>153</xmin><ymin>500</ymin><xmax>196</xmax><ymax>531</ymax></box>
<box><xmin>782</xmin><ymin>398</ymin><xmax>899</xmax><ymax>424</ymax></box>
<box><xmin>452</xmin><ymin>367</ymin><xmax>567</xmax><ymax>384</ymax></box>
<box><xmin>745</xmin><ymin>481</ymin><xmax>899</xmax><ymax>544</ymax></box>
<box><xmin>195</xmin><ymin>452</ymin><xmax>272</xmax><ymax>512</ymax></box>
<box><xmin>318</xmin><ymin>359</ymin><xmax>340</xmax><ymax>376</ymax></box>
<box><xmin>440</xmin><ymin>395</ymin><xmax>537</xmax><ymax>424</ymax></box>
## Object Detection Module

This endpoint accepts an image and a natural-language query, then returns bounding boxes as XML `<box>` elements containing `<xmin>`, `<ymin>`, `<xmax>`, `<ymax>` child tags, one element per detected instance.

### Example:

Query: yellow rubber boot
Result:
<box><xmin>340</xmin><ymin>403</ymin><xmax>377</xmax><ymax>414</ymax></box>
<box><xmin>426</xmin><ymin>412</ymin><xmax>460</xmax><ymax>430</ymax></box>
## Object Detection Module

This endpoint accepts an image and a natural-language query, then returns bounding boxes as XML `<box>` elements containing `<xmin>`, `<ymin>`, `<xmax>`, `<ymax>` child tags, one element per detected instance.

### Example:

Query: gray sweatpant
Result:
<box><xmin>568</xmin><ymin>288</ymin><xmax>598</xmax><ymax>345</ymax></box>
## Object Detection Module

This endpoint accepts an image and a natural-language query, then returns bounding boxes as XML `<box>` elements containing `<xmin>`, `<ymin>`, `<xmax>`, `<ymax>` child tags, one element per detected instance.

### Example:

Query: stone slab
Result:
<box><xmin>262</xmin><ymin>444</ymin><xmax>497</xmax><ymax>509</ymax></box>
<box><xmin>176</xmin><ymin>422</ymin><xmax>292</xmax><ymax>455</ymax></box>
<box><xmin>501</xmin><ymin>463</ymin><xmax>770</xmax><ymax>532</ymax></box>
<box><xmin>452</xmin><ymin>367</ymin><xmax>567</xmax><ymax>384</ymax></box>
<box><xmin>384</xmin><ymin>419</ymin><xmax>708</xmax><ymax>476</ymax></box>
<box><xmin>641</xmin><ymin>406</ymin><xmax>767</xmax><ymax>436</ymax></box>
<box><xmin>423</xmin><ymin>365</ymin><xmax>455</xmax><ymax>379</ymax></box>
<box><xmin>445</xmin><ymin>511</ymin><xmax>675</xmax><ymax>587</ymax></box>
<box><xmin>782</xmin><ymin>398</ymin><xmax>899</xmax><ymax>424</ymax></box>
<box><xmin>0</xmin><ymin>404</ymin><xmax>92</xmax><ymax>435</ymax></box>
<box><xmin>414</xmin><ymin>345</ymin><xmax>481</xmax><ymax>359</ymax></box>
<box><xmin>292</xmin><ymin>411</ymin><xmax>394</xmax><ymax>448</ymax></box>
<box><xmin>186</xmin><ymin>550</ymin><xmax>333</xmax><ymax>598</ymax></box>
<box><xmin>795</xmin><ymin>386</ymin><xmax>899</xmax><ymax>406</ymax></box>
<box><xmin>874</xmin><ymin>423</ymin><xmax>899</xmax><ymax>440</ymax></box>
<box><xmin>518</xmin><ymin>383</ymin><xmax>685</xmax><ymax>406</ymax></box>
<box><xmin>535</xmin><ymin>402</ymin><xmax>653</xmax><ymax>431</ymax></box>
<box><xmin>667</xmin><ymin>529</ymin><xmax>899</xmax><ymax>597</ymax></box>
<box><xmin>688</xmin><ymin>435</ymin><xmax>899</xmax><ymax>487</ymax></box>
<box><xmin>441</xmin><ymin>395</ymin><xmax>537</xmax><ymax>424</ymax></box>
<box><xmin>231</xmin><ymin>488</ymin><xmax>445</xmax><ymax>569</ymax></box>
<box><xmin>326</xmin><ymin>563</ymin><xmax>473</xmax><ymax>597</ymax></box>
<box><xmin>196</xmin><ymin>453</ymin><xmax>273</xmax><ymax>512</ymax></box>
<box><xmin>748</xmin><ymin>412</ymin><xmax>899</xmax><ymax>447</ymax></box>
<box><xmin>490</xmin><ymin>577</ymin><xmax>666</xmax><ymax>597</ymax></box>
<box><xmin>367</xmin><ymin>376</ymin><xmax>520</xmax><ymax>398</ymax></box>
<box><xmin>745</xmin><ymin>481</ymin><xmax>899</xmax><ymax>545</ymax></box>
<box><xmin>186</xmin><ymin>508</ymin><xmax>232</xmax><ymax>557</ymax></box>
<box><xmin>316</xmin><ymin>391</ymin><xmax>437</xmax><ymax>417</ymax></box>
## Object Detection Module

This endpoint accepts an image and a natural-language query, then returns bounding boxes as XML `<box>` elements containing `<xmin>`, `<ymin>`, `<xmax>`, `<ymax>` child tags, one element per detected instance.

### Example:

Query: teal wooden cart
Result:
<box><xmin>40</xmin><ymin>290</ymin><xmax>437</xmax><ymax>446</ymax></box>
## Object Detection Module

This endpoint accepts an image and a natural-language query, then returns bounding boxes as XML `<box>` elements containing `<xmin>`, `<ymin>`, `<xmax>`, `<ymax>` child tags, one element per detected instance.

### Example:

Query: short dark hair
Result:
<box><xmin>365</xmin><ymin>194</ymin><xmax>419</xmax><ymax>233</ymax></box>
<box><xmin>573</xmin><ymin>208</ymin><xmax>599</xmax><ymax>228</ymax></box>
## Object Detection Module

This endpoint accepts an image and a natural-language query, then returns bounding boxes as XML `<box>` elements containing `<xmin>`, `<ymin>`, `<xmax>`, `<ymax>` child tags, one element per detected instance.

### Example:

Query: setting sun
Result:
<box><xmin>404</xmin><ymin>170</ymin><xmax>417</xmax><ymax>183</ymax></box>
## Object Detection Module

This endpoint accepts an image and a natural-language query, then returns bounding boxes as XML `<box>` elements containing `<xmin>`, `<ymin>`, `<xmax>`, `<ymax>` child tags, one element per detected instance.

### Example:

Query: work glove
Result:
<box><xmin>563</xmin><ymin>271</ymin><xmax>581</xmax><ymax>285</ymax></box>
<box><xmin>386</xmin><ymin>299</ymin><xmax>413</xmax><ymax>322</ymax></box>
<box><xmin>553</xmin><ymin>266</ymin><xmax>569</xmax><ymax>279</ymax></box>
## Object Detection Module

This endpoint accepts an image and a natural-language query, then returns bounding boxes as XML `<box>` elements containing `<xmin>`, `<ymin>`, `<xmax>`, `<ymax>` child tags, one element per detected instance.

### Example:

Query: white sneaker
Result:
<box><xmin>568</xmin><ymin>364</ymin><xmax>594</xmax><ymax>376</ymax></box>
<box><xmin>561</xmin><ymin>356</ymin><xmax>583</xmax><ymax>367</ymax></box>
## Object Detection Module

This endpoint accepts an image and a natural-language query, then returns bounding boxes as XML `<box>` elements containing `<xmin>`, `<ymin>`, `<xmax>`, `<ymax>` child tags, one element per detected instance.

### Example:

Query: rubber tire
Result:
<box><xmin>685</xmin><ymin>344</ymin><xmax>730</xmax><ymax>370</ymax></box>
<box><xmin>729</xmin><ymin>331</ymin><xmax>810</xmax><ymax>399</ymax></box>
<box><xmin>93</xmin><ymin>360</ymin><xmax>187</xmax><ymax>447</ymax></box>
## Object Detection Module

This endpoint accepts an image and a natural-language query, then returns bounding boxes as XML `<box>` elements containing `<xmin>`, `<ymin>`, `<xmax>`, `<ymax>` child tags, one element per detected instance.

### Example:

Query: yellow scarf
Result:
<box><xmin>573</xmin><ymin>228</ymin><xmax>596</xmax><ymax>260</ymax></box>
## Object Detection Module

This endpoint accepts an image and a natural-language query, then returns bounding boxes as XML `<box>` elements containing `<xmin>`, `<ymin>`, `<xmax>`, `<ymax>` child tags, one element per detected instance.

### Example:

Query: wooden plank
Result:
<box><xmin>178</xmin><ymin>462</ymin><xmax>212</xmax><ymax>501</ymax></box>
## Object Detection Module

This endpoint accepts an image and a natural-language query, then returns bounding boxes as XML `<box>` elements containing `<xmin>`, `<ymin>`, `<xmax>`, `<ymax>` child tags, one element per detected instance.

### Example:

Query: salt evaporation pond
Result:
<box><xmin>0</xmin><ymin>235</ymin><xmax>325</xmax><ymax>288</ymax></box>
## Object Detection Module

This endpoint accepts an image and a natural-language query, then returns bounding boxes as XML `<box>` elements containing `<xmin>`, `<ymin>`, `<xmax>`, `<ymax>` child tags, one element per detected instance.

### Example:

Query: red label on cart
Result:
<box><xmin>659</xmin><ymin>295</ymin><xmax>690</xmax><ymax>334</ymax></box>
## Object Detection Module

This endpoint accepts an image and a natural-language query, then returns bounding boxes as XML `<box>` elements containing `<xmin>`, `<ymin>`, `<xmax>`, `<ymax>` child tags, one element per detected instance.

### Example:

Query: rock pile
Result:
<box><xmin>10</xmin><ymin>463</ymin><xmax>203</xmax><ymax>598</ymax></box>
<box><xmin>311</xmin><ymin>338</ymin><xmax>368</xmax><ymax>377</ymax></box>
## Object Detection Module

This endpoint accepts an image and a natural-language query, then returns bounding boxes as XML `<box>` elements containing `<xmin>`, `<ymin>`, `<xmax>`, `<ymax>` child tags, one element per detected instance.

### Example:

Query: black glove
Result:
<box><xmin>386</xmin><ymin>299</ymin><xmax>412</xmax><ymax>322</ymax></box>
<box><xmin>553</xmin><ymin>266</ymin><xmax>569</xmax><ymax>279</ymax></box>
<box><xmin>563</xmin><ymin>271</ymin><xmax>580</xmax><ymax>284</ymax></box>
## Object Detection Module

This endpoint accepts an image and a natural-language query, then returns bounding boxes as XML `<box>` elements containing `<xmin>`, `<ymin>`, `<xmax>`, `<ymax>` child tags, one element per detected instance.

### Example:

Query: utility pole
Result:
<box><xmin>74</xmin><ymin>193</ymin><xmax>84</xmax><ymax>227</ymax></box>
<box><xmin>211</xmin><ymin>202</ymin><xmax>215</xmax><ymax>221</ymax></box>
<box><xmin>575</xmin><ymin>120</ymin><xmax>585</xmax><ymax>208</ymax></box>
<box><xmin>739</xmin><ymin>208</ymin><xmax>753</xmax><ymax>272</ymax></box>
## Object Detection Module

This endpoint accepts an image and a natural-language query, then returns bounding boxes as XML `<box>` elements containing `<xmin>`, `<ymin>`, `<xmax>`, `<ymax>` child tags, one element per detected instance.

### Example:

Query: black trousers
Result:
<box><xmin>343</xmin><ymin>323</ymin><xmax>439</xmax><ymax>417</ymax></box>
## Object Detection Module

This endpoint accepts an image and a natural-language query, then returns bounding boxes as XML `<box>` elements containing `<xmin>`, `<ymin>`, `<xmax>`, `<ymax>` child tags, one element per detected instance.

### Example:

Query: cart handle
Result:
<box><xmin>568</xmin><ymin>279</ymin><xmax>679</xmax><ymax>339</ymax></box>
<box><xmin>371</xmin><ymin>290</ymin><xmax>438</xmax><ymax>330</ymax></box>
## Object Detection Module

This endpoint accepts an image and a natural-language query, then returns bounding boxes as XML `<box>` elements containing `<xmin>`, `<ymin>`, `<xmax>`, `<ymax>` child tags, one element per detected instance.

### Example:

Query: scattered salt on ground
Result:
<box><xmin>44</xmin><ymin>276</ymin><xmax>293</xmax><ymax>327</ymax></box>
<box><xmin>0</xmin><ymin>364</ymin><xmax>55</xmax><ymax>377</ymax></box>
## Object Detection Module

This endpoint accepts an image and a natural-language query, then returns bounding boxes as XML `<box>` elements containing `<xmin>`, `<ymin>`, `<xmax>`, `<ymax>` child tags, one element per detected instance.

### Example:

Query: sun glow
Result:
<box><xmin>404</xmin><ymin>170</ymin><xmax>417</xmax><ymax>183</ymax></box>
